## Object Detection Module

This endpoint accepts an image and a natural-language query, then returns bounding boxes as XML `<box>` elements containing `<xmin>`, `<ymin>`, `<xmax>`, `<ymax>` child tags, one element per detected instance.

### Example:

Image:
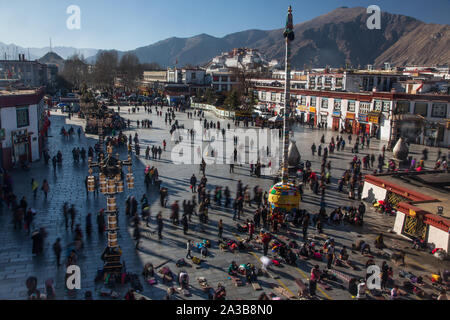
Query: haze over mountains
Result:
<box><xmin>2</xmin><ymin>7</ymin><xmax>449</xmax><ymax>68</ymax></box>
<box><xmin>0</xmin><ymin>43</ymin><xmax>98</xmax><ymax>61</ymax></box>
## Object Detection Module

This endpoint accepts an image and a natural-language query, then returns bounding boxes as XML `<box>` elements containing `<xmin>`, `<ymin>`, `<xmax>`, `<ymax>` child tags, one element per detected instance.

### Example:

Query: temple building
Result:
<box><xmin>362</xmin><ymin>171</ymin><xmax>450</xmax><ymax>252</ymax></box>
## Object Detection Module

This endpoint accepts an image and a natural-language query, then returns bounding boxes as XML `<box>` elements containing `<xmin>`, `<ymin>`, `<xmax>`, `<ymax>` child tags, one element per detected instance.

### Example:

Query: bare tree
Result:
<box><xmin>118</xmin><ymin>53</ymin><xmax>143</xmax><ymax>91</ymax></box>
<box><xmin>62</xmin><ymin>54</ymin><xmax>89</xmax><ymax>90</ymax></box>
<box><xmin>228</xmin><ymin>61</ymin><xmax>263</xmax><ymax>111</ymax></box>
<box><xmin>93</xmin><ymin>50</ymin><xmax>119</xmax><ymax>93</ymax></box>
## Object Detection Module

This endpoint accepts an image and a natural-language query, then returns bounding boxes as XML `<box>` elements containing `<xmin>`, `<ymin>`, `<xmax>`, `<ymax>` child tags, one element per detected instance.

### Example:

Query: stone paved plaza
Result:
<box><xmin>0</xmin><ymin>105</ymin><xmax>446</xmax><ymax>300</ymax></box>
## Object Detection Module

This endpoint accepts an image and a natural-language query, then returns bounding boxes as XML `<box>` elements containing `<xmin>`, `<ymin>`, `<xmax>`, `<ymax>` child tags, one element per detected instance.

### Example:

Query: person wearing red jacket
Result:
<box><xmin>248</xmin><ymin>221</ymin><xmax>255</xmax><ymax>240</ymax></box>
<box><xmin>261</xmin><ymin>231</ymin><xmax>272</xmax><ymax>256</ymax></box>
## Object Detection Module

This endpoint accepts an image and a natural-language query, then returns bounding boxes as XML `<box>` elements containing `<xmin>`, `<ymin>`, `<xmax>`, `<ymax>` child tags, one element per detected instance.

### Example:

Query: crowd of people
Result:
<box><xmin>2</xmin><ymin>98</ymin><xmax>446</xmax><ymax>301</ymax></box>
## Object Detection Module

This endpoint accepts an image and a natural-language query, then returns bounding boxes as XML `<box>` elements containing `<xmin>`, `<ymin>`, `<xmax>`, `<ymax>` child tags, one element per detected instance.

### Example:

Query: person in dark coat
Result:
<box><xmin>53</xmin><ymin>238</ymin><xmax>62</xmax><ymax>267</ymax></box>
<box><xmin>32</xmin><ymin>228</ymin><xmax>45</xmax><ymax>255</ymax></box>
<box><xmin>133</xmin><ymin>225</ymin><xmax>141</xmax><ymax>250</ymax></box>
<box><xmin>181</xmin><ymin>214</ymin><xmax>189</xmax><ymax>235</ymax></box>
<box><xmin>24</xmin><ymin>208</ymin><xmax>34</xmax><ymax>234</ymax></box>
<box><xmin>97</xmin><ymin>210</ymin><xmax>105</xmax><ymax>234</ymax></box>
<box><xmin>86</xmin><ymin>213</ymin><xmax>92</xmax><ymax>236</ymax></box>
<box><xmin>157</xmin><ymin>212</ymin><xmax>164</xmax><ymax>240</ymax></box>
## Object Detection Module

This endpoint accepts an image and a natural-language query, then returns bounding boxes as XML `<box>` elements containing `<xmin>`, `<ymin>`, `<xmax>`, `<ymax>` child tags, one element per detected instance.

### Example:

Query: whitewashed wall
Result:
<box><xmin>380</xmin><ymin>116</ymin><xmax>391</xmax><ymax>141</ymax></box>
<box><xmin>362</xmin><ymin>182</ymin><xmax>387</xmax><ymax>203</ymax></box>
<box><xmin>428</xmin><ymin>225</ymin><xmax>450</xmax><ymax>252</ymax></box>
<box><xmin>0</xmin><ymin>104</ymin><xmax>40</xmax><ymax>162</ymax></box>
<box><xmin>393</xmin><ymin>212</ymin><xmax>406</xmax><ymax>234</ymax></box>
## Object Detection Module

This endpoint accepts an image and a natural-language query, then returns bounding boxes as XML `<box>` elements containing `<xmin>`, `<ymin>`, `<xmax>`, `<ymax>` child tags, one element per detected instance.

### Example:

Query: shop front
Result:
<box><xmin>424</xmin><ymin>122</ymin><xmax>445</xmax><ymax>147</ymax></box>
<box><xmin>11</xmin><ymin>129</ymin><xmax>31</xmax><ymax>166</ymax></box>
<box><xmin>307</xmin><ymin>107</ymin><xmax>317</xmax><ymax>126</ymax></box>
<box><xmin>319</xmin><ymin>111</ymin><xmax>328</xmax><ymax>128</ymax></box>
<box><xmin>345</xmin><ymin>113</ymin><xmax>356</xmax><ymax>134</ymax></box>
<box><xmin>332</xmin><ymin>111</ymin><xmax>341</xmax><ymax>131</ymax></box>
<box><xmin>368</xmin><ymin>111</ymin><xmax>381</xmax><ymax>139</ymax></box>
<box><xmin>296</xmin><ymin>105</ymin><xmax>308</xmax><ymax>123</ymax></box>
<box><xmin>357</xmin><ymin>114</ymin><xmax>370</xmax><ymax>135</ymax></box>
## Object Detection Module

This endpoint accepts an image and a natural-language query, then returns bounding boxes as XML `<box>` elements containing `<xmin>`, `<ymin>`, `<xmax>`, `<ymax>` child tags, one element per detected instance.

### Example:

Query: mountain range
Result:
<box><xmin>2</xmin><ymin>7</ymin><xmax>449</xmax><ymax>69</ymax></box>
<box><xmin>91</xmin><ymin>6</ymin><xmax>449</xmax><ymax>69</ymax></box>
<box><xmin>0</xmin><ymin>43</ymin><xmax>98</xmax><ymax>61</ymax></box>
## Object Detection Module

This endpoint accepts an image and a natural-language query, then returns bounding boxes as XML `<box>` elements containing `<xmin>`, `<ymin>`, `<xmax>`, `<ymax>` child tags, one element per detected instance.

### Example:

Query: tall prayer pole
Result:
<box><xmin>282</xmin><ymin>6</ymin><xmax>295</xmax><ymax>183</ymax></box>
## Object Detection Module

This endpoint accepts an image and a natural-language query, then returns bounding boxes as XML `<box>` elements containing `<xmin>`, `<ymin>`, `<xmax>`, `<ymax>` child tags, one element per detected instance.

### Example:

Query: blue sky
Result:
<box><xmin>1</xmin><ymin>0</ymin><xmax>449</xmax><ymax>50</ymax></box>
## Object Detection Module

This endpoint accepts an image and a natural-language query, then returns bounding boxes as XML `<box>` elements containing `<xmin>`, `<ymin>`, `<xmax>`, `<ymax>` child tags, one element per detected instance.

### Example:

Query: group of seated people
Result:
<box><xmin>287</xmin><ymin>209</ymin><xmax>309</xmax><ymax>227</ymax></box>
<box><xmin>105</xmin><ymin>134</ymin><xmax>127</xmax><ymax>147</ymax></box>
<box><xmin>228</xmin><ymin>261</ymin><xmax>259</xmax><ymax>282</ymax></box>
<box><xmin>353</xmin><ymin>240</ymin><xmax>372</xmax><ymax>254</ymax></box>
<box><xmin>298</xmin><ymin>241</ymin><xmax>323</xmax><ymax>260</ymax></box>
<box><xmin>326</xmin><ymin>207</ymin><xmax>363</xmax><ymax>226</ymax></box>
<box><xmin>271</xmin><ymin>240</ymin><xmax>297</xmax><ymax>266</ymax></box>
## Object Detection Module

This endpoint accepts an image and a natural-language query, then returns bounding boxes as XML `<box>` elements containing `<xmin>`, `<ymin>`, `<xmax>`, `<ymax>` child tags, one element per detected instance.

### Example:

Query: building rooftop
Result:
<box><xmin>374</xmin><ymin>171</ymin><xmax>450</xmax><ymax>219</ymax></box>
<box><xmin>0</xmin><ymin>89</ymin><xmax>41</xmax><ymax>96</ymax></box>
<box><xmin>0</xmin><ymin>87</ymin><xmax>45</xmax><ymax>107</ymax></box>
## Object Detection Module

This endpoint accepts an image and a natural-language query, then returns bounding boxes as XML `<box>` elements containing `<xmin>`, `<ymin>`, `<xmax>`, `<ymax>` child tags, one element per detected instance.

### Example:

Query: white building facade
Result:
<box><xmin>253</xmin><ymin>86</ymin><xmax>450</xmax><ymax>147</ymax></box>
<box><xmin>0</xmin><ymin>88</ymin><xmax>46</xmax><ymax>169</ymax></box>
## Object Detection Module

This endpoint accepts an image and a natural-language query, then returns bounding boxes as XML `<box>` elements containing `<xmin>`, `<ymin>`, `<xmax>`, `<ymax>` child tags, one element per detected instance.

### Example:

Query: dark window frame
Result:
<box><xmin>16</xmin><ymin>107</ymin><xmax>30</xmax><ymax>128</ymax></box>
<box><xmin>414</xmin><ymin>102</ymin><xmax>428</xmax><ymax>117</ymax></box>
<box><xmin>431</xmin><ymin>103</ymin><xmax>447</xmax><ymax>118</ymax></box>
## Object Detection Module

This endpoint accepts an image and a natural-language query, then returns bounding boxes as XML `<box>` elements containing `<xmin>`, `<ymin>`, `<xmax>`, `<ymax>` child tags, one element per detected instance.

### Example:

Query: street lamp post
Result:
<box><xmin>87</xmin><ymin>143</ymin><xmax>134</xmax><ymax>279</ymax></box>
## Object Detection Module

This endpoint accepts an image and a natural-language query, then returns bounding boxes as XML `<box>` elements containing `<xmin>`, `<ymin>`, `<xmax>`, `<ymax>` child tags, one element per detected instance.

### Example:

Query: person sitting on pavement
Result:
<box><xmin>339</xmin><ymin>246</ymin><xmax>349</xmax><ymax>261</ymax></box>
<box><xmin>353</xmin><ymin>240</ymin><xmax>371</xmax><ymax>254</ymax></box>
<box><xmin>228</xmin><ymin>261</ymin><xmax>238</xmax><ymax>276</ymax></box>
<box><xmin>375</xmin><ymin>233</ymin><xmax>387</xmax><ymax>250</ymax></box>
<box><xmin>390</xmin><ymin>285</ymin><xmax>399</xmax><ymax>300</ymax></box>
<box><xmin>178</xmin><ymin>271</ymin><xmax>189</xmax><ymax>290</ymax></box>
<box><xmin>361</xmin><ymin>242</ymin><xmax>371</xmax><ymax>254</ymax></box>
<box><xmin>299</xmin><ymin>243</ymin><xmax>310</xmax><ymax>258</ymax></box>
<box><xmin>356</xmin><ymin>279</ymin><xmax>366</xmax><ymax>300</ymax></box>
<box><xmin>437</xmin><ymin>290</ymin><xmax>448</xmax><ymax>300</ymax></box>
<box><xmin>213</xmin><ymin>283</ymin><xmax>226</xmax><ymax>300</ymax></box>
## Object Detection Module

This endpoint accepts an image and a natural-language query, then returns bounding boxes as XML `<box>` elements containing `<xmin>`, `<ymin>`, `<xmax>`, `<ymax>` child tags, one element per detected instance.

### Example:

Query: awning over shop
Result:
<box><xmin>332</xmin><ymin>111</ymin><xmax>341</xmax><ymax>118</ymax></box>
<box><xmin>346</xmin><ymin>113</ymin><xmax>355</xmax><ymax>120</ymax></box>
<box><xmin>297</xmin><ymin>105</ymin><xmax>308</xmax><ymax>112</ymax></box>
<box><xmin>358</xmin><ymin>114</ymin><xmax>368</xmax><ymax>123</ymax></box>
<box><xmin>368</xmin><ymin>111</ymin><xmax>381</xmax><ymax>124</ymax></box>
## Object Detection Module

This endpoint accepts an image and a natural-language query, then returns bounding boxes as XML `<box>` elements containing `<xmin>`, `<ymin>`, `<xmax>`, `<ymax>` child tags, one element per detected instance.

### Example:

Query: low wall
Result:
<box><xmin>361</xmin><ymin>181</ymin><xmax>387</xmax><ymax>203</ymax></box>
<box><xmin>192</xmin><ymin>103</ymin><xmax>236</xmax><ymax>119</ymax></box>
<box><xmin>428</xmin><ymin>224</ymin><xmax>450</xmax><ymax>252</ymax></box>
<box><xmin>393</xmin><ymin>212</ymin><xmax>406</xmax><ymax>234</ymax></box>
<box><xmin>393</xmin><ymin>211</ymin><xmax>449</xmax><ymax>252</ymax></box>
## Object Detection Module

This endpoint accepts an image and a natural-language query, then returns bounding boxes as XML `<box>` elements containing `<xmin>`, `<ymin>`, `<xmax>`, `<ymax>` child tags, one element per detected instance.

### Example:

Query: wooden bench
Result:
<box><xmin>335</xmin><ymin>258</ymin><xmax>358</xmax><ymax>270</ymax></box>
<box><xmin>331</xmin><ymin>270</ymin><xmax>357</xmax><ymax>295</ymax></box>
<box><xmin>230</xmin><ymin>276</ymin><xmax>244</xmax><ymax>287</ymax></box>
<box><xmin>251</xmin><ymin>281</ymin><xmax>262</xmax><ymax>291</ymax></box>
